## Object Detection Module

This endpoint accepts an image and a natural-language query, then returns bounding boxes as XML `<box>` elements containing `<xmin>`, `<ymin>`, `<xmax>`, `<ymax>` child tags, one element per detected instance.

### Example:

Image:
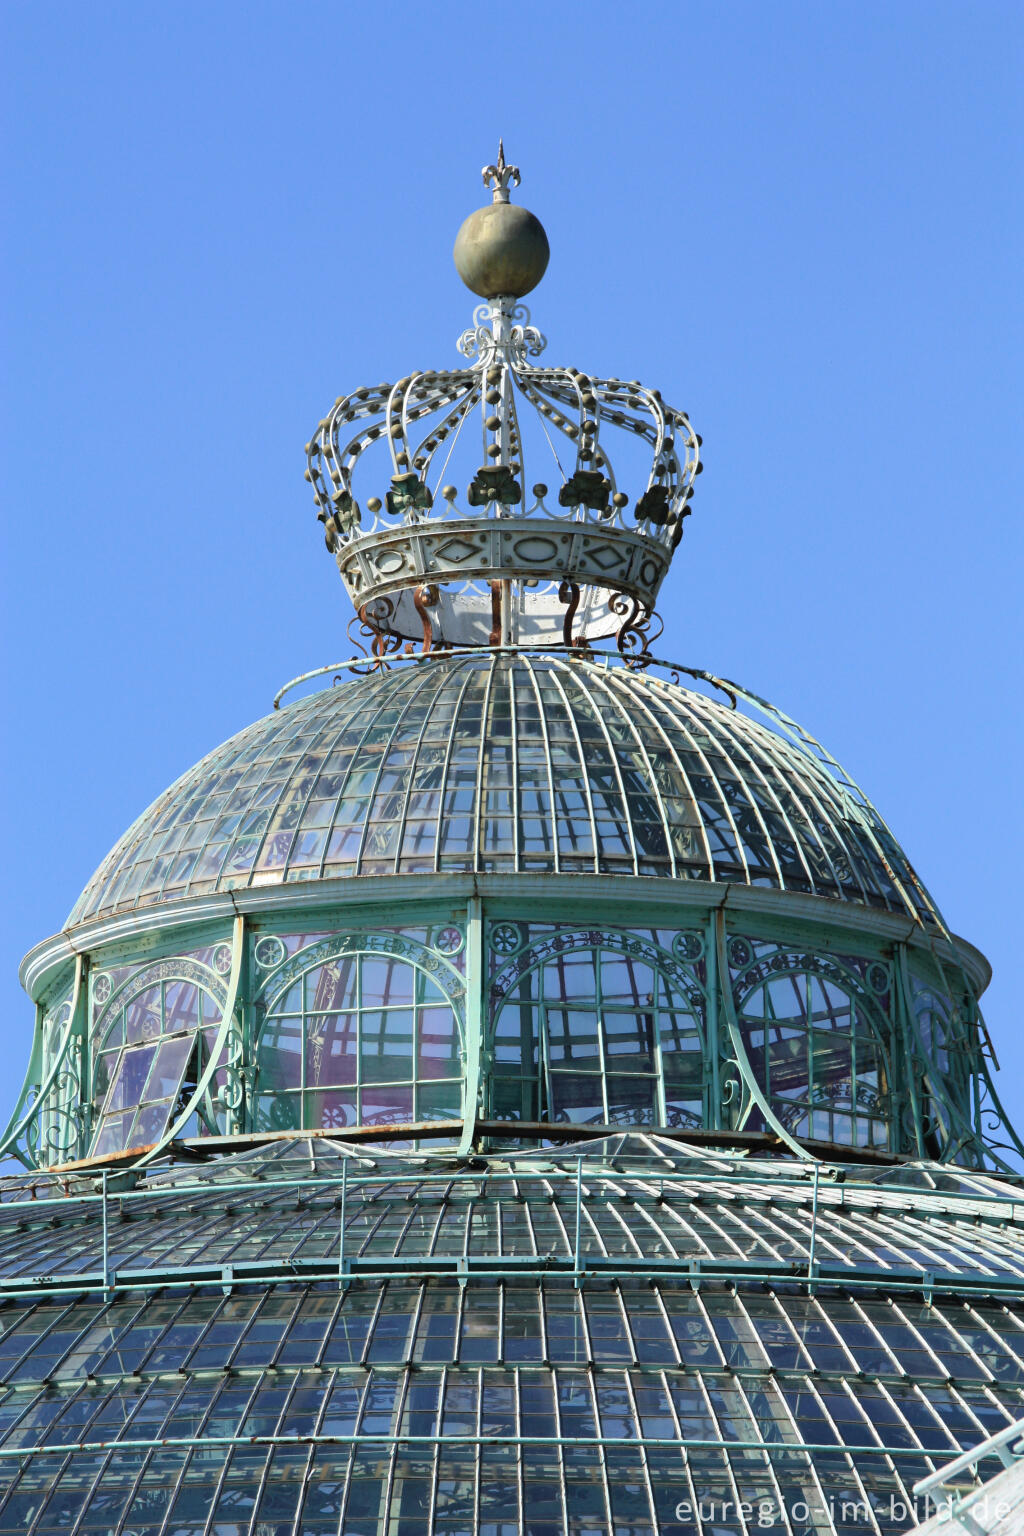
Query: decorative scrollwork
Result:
<box><xmin>457</xmin><ymin>301</ymin><xmax>547</xmax><ymax>368</ymax></box>
<box><xmin>216</xmin><ymin>1013</ymin><xmax>246</xmax><ymax>1120</ymax></box>
<box><xmin>456</xmin><ymin>313</ymin><xmax>494</xmax><ymax>364</ymax></box>
<box><xmin>727</xmin><ymin>937</ymin><xmax>754</xmax><ymax>971</ymax></box>
<box><xmin>608</xmin><ymin>591</ymin><xmax>663</xmax><ymax>668</ymax></box>
<box><xmin>412</xmin><ymin>584</ymin><xmax>439</xmax><ymax>653</ymax></box>
<box><xmin>347</xmin><ymin>597</ymin><xmax>404</xmax><ymax>674</ymax></box>
<box><xmin>666</xmin><ymin>1106</ymin><xmax>703</xmax><ymax>1130</ymax></box>
<box><xmin>490</xmin><ymin>927</ymin><xmax>705</xmax><ymax>1010</ymax></box>
<box><xmin>559</xmin><ymin>580</ymin><xmax>581</xmax><ymax>648</ymax></box>
<box><xmin>867</xmin><ymin>962</ymin><xmax>890</xmax><ymax>995</ymax></box>
<box><xmin>254</xmin><ymin>935</ymin><xmax>287</xmax><ymax>971</ymax></box>
<box><xmin>672</xmin><ymin>931</ymin><xmax>704</xmax><ymax>962</ymax></box>
<box><xmin>261</xmin><ymin>930</ymin><xmax>466</xmax><ymax>1016</ymax></box>
<box><xmin>490</xmin><ymin>922</ymin><xmax>523</xmax><ymax>956</ymax></box>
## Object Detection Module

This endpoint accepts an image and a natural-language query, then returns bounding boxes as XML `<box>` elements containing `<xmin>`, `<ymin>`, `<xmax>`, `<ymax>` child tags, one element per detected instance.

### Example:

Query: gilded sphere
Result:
<box><xmin>453</xmin><ymin>201</ymin><xmax>550</xmax><ymax>299</ymax></box>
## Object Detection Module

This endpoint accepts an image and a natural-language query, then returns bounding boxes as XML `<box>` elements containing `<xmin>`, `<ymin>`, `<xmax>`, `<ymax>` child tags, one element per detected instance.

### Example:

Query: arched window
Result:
<box><xmin>490</xmin><ymin>934</ymin><xmax>706</xmax><ymax>1129</ymax></box>
<box><xmin>90</xmin><ymin>957</ymin><xmax>228</xmax><ymax>1158</ymax></box>
<box><xmin>735</xmin><ymin>960</ymin><xmax>891</xmax><ymax>1148</ymax></box>
<box><xmin>255</xmin><ymin>939</ymin><xmax>464</xmax><ymax>1132</ymax></box>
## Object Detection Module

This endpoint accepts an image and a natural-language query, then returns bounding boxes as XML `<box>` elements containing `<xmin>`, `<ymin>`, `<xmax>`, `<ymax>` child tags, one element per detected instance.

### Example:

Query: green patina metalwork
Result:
<box><xmin>4</xmin><ymin>650</ymin><xmax>1022</xmax><ymax>1536</ymax></box>
<box><xmin>5</xmin><ymin>866</ymin><xmax>1016</xmax><ymax>1175</ymax></box>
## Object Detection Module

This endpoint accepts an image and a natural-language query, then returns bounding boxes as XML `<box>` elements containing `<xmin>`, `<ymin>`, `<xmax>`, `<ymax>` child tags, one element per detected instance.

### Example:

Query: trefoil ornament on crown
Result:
<box><xmin>304</xmin><ymin>148</ymin><xmax>703</xmax><ymax>651</ymax></box>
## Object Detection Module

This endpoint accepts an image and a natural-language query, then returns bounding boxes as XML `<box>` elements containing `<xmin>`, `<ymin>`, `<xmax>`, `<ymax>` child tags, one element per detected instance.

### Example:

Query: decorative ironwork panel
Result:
<box><xmin>254</xmin><ymin>930</ymin><xmax>466</xmax><ymax>1134</ymax></box>
<box><xmin>726</xmin><ymin>938</ymin><xmax>895</xmax><ymax>1150</ymax></box>
<box><xmin>89</xmin><ymin>951</ymin><xmax>230</xmax><ymax>1158</ymax></box>
<box><xmin>488</xmin><ymin>925</ymin><xmax>708</xmax><ymax>1129</ymax></box>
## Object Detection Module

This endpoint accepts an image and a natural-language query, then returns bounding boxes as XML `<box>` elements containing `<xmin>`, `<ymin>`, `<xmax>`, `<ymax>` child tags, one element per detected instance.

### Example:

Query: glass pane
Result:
<box><xmin>605</xmin><ymin>1074</ymin><xmax>657</xmax><ymax>1124</ymax></box>
<box><xmin>548</xmin><ymin>1073</ymin><xmax>604</xmax><ymax>1124</ymax></box>
<box><xmin>361</xmin><ymin>1011</ymin><xmax>414</xmax><ymax>1082</ymax></box>
<box><xmin>259</xmin><ymin>1017</ymin><xmax>302</xmax><ymax>1090</ymax></box>
<box><xmin>124</xmin><ymin>987</ymin><xmax>161</xmax><ymax>1045</ymax></box>
<box><xmin>602</xmin><ymin>1011</ymin><xmax>655</xmax><ymax>1069</ymax></box>
<box><xmin>361</xmin><ymin>1085</ymin><xmax>413</xmax><ymax>1125</ymax></box>
<box><xmin>162</xmin><ymin>981</ymin><xmax>200</xmax><ymax>1033</ymax></box>
<box><xmin>307</xmin><ymin>1014</ymin><xmax>357</xmax><ymax>1087</ymax></box>
<box><xmin>417</xmin><ymin>1082</ymin><xmax>461</xmax><ymax>1121</ymax></box>
<box><xmin>546</xmin><ymin>1010</ymin><xmax>601</xmax><ymax>1065</ymax></box>
<box><xmin>147</xmin><ymin>1037</ymin><xmax>192</xmax><ymax>1100</ymax></box>
<box><xmin>105</xmin><ymin>1045</ymin><xmax>157</xmax><ymax>1113</ymax></box>
<box><xmin>308</xmin><ymin>1089</ymin><xmax>357</xmax><ymax>1130</ymax></box>
<box><xmin>361</xmin><ymin>956</ymin><xmax>414</xmax><ymax>1007</ymax></box>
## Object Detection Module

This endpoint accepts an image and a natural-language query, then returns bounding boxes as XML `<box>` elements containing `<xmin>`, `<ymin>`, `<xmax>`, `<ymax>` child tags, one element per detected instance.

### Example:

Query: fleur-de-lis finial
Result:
<box><xmin>482</xmin><ymin>138</ymin><xmax>521</xmax><ymax>204</ymax></box>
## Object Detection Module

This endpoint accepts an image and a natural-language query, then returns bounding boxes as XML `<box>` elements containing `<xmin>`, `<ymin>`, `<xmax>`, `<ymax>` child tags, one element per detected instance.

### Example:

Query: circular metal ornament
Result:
<box><xmin>672</xmin><ymin>931</ymin><xmax>704</xmax><ymax>962</ymax></box>
<box><xmin>213</xmin><ymin>944</ymin><xmax>233</xmax><ymax>975</ymax></box>
<box><xmin>867</xmin><ymin>962</ymin><xmax>890</xmax><ymax>995</ymax></box>
<box><xmin>491</xmin><ymin>922</ymin><xmax>523</xmax><ymax>955</ymax></box>
<box><xmin>255</xmin><ymin>936</ymin><xmax>287</xmax><ymax>971</ymax></box>
<box><xmin>93</xmin><ymin>973</ymin><xmax>112</xmax><ymax>1005</ymax></box>
<box><xmin>727</xmin><ymin>937</ymin><xmax>754</xmax><ymax>970</ymax></box>
<box><xmin>269</xmin><ymin>1096</ymin><xmax>297</xmax><ymax>1130</ymax></box>
<box><xmin>433</xmin><ymin>925</ymin><xmax>464</xmax><ymax>957</ymax></box>
<box><xmin>217</xmin><ymin>1073</ymin><xmax>245</xmax><ymax>1112</ymax></box>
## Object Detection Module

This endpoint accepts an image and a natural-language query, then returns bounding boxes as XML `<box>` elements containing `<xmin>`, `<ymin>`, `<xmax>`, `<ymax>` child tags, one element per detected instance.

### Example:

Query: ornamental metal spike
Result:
<box><xmin>483</xmin><ymin>138</ymin><xmax>520</xmax><ymax>203</ymax></box>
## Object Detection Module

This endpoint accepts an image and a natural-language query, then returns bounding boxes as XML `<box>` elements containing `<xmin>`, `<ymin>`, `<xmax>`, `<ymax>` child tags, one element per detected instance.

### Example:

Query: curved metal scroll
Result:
<box><xmin>713</xmin><ymin>913</ymin><xmax>813</xmax><ymax>1161</ymax></box>
<box><xmin>0</xmin><ymin>956</ymin><xmax>86</xmax><ymax>1170</ymax></box>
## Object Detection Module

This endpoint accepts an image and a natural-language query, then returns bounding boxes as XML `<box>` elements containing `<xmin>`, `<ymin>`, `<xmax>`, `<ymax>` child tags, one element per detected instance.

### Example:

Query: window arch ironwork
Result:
<box><xmin>488</xmin><ymin>928</ymin><xmax>707</xmax><ymax>1128</ymax></box>
<box><xmin>89</xmin><ymin>957</ymin><xmax>229</xmax><ymax>1159</ymax></box>
<box><xmin>253</xmin><ymin>931</ymin><xmax>467</xmax><ymax>1133</ymax></box>
<box><xmin>730</xmin><ymin>946</ymin><xmax>894</xmax><ymax>1149</ymax></box>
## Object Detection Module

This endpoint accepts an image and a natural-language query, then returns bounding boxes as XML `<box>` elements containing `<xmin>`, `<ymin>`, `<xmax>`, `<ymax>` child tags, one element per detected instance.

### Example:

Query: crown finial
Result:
<box><xmin>307</xmin><ymin>160</ymin><xmax>702</xmax><ymax>652</ymax></box>
<box><xmin>482</xmin><ymin>139</ymin><xmax>520</xmax><ymax>204</ymax></box>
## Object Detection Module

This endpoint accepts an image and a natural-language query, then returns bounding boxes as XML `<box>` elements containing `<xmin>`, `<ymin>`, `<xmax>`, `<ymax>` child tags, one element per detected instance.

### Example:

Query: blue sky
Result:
<box><xmin>2</xmin><ymin>2</ymin><xmax>1022</xmax><ymax>1136</ymax></box>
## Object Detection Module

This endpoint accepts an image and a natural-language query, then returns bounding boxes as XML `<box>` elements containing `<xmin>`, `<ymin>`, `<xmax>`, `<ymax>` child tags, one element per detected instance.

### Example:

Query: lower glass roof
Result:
<box><xmin>1</xmin><ymin>1136</ymin><xmax>1022</xmax><ymax>1536</ymax></box>
<box><xmin>67</xmin><ymin>652</ymin><xmax>936</xmax><ymax>927</ymax></box>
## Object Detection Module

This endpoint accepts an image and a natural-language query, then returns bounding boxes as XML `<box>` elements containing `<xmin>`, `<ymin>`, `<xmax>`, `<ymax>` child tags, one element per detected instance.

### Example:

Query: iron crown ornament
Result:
<box><xmin>304</xmin><ymin>148</ymin><xmax>702</xmax><ymax>652</ymax></box>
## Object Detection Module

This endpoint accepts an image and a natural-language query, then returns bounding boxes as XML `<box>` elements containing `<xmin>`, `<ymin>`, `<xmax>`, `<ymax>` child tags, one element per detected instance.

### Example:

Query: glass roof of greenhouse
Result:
<box><xmin>2</xmin><ymin>1133</ymin><xmax>1023</xmax><ymax>1291</ymax></box>
<box><xmin>3</xmin><ymin>1135</ymin><xmax>1024</xmax><ymax>1536</ymax></box>
<box><xmin>68</xmin><ymin>651</ymin><xmax>937</xmax><ymax>928</ymax></box>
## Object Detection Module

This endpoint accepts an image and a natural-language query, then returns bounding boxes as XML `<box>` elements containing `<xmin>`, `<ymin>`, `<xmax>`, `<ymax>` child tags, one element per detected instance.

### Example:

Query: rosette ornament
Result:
<box><xmin>304</xmin><ymin>150</ymin><xmax>703</xmax><ymax>649</ymax></box>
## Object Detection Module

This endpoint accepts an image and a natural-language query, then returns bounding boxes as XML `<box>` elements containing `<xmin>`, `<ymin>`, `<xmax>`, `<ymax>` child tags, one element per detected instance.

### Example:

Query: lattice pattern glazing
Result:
<box><xmin>1</xmin><ymin>1137</ymin><xmax>1024</xmax><ymax>1536</ymax></box>
<box><xmin>67</xmin><ymin>655</ymin><xmax>937</xmax><ymax>926</ymax></box>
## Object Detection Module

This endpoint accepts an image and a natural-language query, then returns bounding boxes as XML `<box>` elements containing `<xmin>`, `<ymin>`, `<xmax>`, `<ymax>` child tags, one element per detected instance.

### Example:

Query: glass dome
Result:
<box><xmin>5</xmin><ymin>152</ymin><xmax>1022</xmax><ymax>1536</ymax></box>
<box><xmin>68</xmin><ymin>652</ymin><xmax>937</xmax><ymax>929</ymax></box>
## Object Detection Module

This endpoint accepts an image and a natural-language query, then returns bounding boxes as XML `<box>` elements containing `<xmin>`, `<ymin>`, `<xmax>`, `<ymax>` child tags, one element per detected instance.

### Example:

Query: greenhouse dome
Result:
<box><xmin>2</xmin><ymin>149</ymin><xmax>1022</xmax><ymax>1536</ymax></box>
<box><xmin>68</xmin><ymin>651</ymin><xmax>939</xmax><ymax>926</ymax></box>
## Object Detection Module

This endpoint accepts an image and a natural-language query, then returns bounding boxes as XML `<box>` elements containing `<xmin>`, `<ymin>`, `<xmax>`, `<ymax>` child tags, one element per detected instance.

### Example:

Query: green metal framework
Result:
<box><xmin>4</xmin><ymin>651</ymin><xmax>1022</xmax><ymax>1536</ymax></box>
<box><xmin>4</xmin><ymin>882</ymin><xmax>1019</xmax><ymax>1179</ymax></box>
<box><xmin>2</xmin><ymin>1135</ymin><xmax>1024</xmax><ymax>1534</ymax></box>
